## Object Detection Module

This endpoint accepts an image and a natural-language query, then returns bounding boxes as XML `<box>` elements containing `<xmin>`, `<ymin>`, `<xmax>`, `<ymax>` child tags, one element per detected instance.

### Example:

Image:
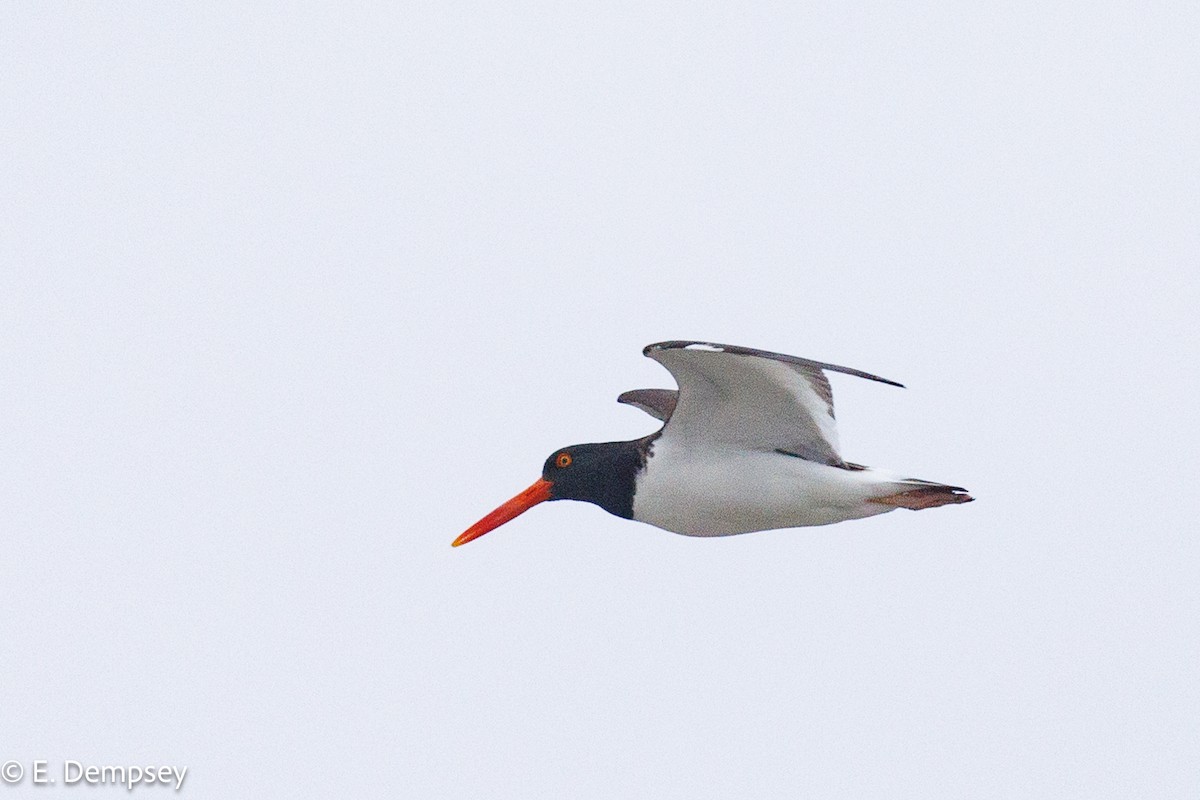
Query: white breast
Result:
<box><xmin>631</xmin><ymin>437</ymin><xmax>900</xmax><ymax>536</ymax></box>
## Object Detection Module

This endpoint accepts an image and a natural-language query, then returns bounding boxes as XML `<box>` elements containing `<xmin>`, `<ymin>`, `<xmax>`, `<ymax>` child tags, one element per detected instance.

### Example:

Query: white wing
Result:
<box><xmin>643</xmin><ymin>341</ymin><xmax>903</xmax><ymax>466</ymax></box>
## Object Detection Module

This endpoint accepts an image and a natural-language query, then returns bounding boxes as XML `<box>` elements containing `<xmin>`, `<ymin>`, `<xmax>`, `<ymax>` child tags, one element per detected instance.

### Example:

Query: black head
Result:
<box><xmin>451</xmin><ymin>438</ymin><xmax>646</xmax><ymax>547</ymax></box>
<box><xmin>541</xmin><ymin>440</ymin><xmax>643</xmax><ymax>519</ymax></box>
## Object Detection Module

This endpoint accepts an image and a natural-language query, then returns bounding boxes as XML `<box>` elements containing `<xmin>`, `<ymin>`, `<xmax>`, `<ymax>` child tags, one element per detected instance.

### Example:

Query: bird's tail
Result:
<box><xmin>869</xmin><ymin>480</ymin><xmax>974</xmax><ymax>510</ymax></box>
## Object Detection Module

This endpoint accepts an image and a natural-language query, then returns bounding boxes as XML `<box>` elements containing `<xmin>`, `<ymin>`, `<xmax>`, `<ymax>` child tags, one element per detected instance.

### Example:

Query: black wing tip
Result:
<box><xmin>616</xmin><ymin>389</ymin><xmax>651</xmax><ymax>405</ymax></box>
<box><xmin>643</xmin><ymin>340</ymin><xmax>905</xmax><ymax>388</ymax></box>
<box><xmin>618</xmin><ymin>388</ymin><xmax>678</xmax><ymax>422</ymax></box>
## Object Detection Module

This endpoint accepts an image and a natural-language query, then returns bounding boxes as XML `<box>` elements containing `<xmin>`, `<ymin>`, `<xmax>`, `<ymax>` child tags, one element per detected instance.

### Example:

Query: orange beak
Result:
<box><xmin>452</xmin><ymin>478</ymin><xmax>554</xmax><ymax>547</ymax></box>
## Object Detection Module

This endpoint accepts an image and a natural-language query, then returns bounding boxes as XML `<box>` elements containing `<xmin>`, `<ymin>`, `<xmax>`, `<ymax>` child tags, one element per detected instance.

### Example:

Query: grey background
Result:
<box><xmin>3</xmin><ymin>3</ymin><xmax>1197</xmax><ymax>798</ymax></box>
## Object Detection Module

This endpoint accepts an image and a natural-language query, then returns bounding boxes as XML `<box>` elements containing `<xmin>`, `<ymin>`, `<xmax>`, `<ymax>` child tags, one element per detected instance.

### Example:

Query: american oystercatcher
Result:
<box><xmin>452</xmin><ymin>341</ymin><xmax>972</xmax><ymax>546</ymax></box>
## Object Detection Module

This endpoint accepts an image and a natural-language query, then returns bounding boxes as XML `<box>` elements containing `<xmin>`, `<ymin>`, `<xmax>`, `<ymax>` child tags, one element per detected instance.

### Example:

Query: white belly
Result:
<box><xmin>631</xmin><ymin>439</ymin><xmax>898</xmax><ymax>536</ymax></box>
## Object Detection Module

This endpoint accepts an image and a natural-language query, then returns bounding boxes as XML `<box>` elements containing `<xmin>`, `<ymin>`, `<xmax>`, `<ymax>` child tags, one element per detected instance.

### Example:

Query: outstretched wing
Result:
<box><xmin>643</xmin><ymin>341</ymin><xmax>903</xmax><ymax>466</ymax></box>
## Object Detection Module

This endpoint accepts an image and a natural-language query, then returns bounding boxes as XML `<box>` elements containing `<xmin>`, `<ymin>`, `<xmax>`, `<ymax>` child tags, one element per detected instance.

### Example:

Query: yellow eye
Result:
<box><xmin>556</xmin><ymin>452</ymin><xmax>572</xmax><ymax>468</ymax></box>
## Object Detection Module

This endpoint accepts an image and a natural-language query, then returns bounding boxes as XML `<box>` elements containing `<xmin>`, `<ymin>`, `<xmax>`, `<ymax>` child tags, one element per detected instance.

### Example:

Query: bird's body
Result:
<box><xmin>633</xmin><ymin>440</ymin><xmax>914</xmax><ymax>535</ymax></box>
<box><xmin>452</xmin><ymin>341</ymin><xmax>972</xmax><ymax>547</ymax></box>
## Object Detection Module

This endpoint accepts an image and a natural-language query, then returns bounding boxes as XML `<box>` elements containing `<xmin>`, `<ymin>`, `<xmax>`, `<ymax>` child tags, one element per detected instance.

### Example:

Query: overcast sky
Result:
<box><xmin>2</xmin><ymin>3</ymin><xmax>1198</xmax><ymax>798</ymax></box>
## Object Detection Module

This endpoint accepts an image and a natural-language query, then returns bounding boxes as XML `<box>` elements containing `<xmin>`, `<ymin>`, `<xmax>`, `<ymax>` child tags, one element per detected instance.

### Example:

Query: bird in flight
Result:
<box><xmin>452</xmin><ymin>341</ymin><xmax>972</xmax><ymax>546</ymax></box>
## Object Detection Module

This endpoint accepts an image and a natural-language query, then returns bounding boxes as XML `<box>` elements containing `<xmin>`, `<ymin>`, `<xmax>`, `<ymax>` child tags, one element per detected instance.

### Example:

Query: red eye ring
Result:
<box><xmin>556</xmin><ymin>452</ymin><xmax>572</xmax><ymax>468</ymax></box>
